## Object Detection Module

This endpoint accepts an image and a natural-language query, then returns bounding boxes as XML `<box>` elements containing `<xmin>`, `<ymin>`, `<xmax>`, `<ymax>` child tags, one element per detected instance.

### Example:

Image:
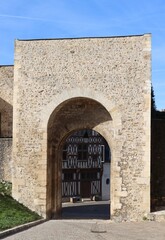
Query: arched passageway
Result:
<box><xmin>47</xmin><ymin>97</ymin><xmax>112</xmax><ymax>219</ymax></box>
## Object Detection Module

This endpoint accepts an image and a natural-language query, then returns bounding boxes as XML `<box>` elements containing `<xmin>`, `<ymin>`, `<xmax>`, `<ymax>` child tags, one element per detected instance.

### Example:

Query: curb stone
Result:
<box><xmin>0</xmin><ymin>219</ymin><xmax>47</xmax><ymax>239</ymax></box>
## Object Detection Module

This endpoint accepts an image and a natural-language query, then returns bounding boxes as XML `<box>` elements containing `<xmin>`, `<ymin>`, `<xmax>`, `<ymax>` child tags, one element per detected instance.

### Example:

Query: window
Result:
<box><xmin>81</xmin><ymin>171</ymin><xmax>98</xmax><ymax>180</ymax></box>
<box><xmin>64</xmin><ymin>172</ymin><xmax>73</xmax><ymax>181</ymax></box>
<box><xmin>78</xmin><ymin>143</ymin><xmax>88</xmax><ymax>160</ymax></box>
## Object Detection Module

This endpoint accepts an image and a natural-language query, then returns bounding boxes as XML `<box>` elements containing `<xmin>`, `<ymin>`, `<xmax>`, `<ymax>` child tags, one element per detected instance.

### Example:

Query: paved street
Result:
<box><xmin>4</xmin><ymin>220</ymin><xmax>165</xmax><ymax>240</ymax></box>
<box><xmin>2</xmin><ymin>201</ymin><xmax>165</xmax><ymax>240</ymax></box>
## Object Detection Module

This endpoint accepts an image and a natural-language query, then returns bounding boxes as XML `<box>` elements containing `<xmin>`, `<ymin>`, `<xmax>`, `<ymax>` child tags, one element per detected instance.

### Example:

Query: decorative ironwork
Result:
<box><xmin>62</xmin><ymin>129</ymin><xmax>110</xmax><ymax>198</ymax></box>
<box><xmin>62</xmin><ymin>170</ymin><xmax>102</xmax><ymax>198</ymax></box>
<box><xmin>62</xmin><ymin>130</ymin><xmax>106</xmax><ymax>169</ymax></box>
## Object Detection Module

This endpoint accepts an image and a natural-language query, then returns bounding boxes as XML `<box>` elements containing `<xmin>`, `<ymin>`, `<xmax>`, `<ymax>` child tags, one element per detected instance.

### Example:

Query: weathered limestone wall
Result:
<box><xmin>0</xmin><ymin>66</ymin><xmax>13</xmax><ymax>181</ymax></box>
<box><xmin>0</xmin><ymin>97</ymin><xmax>13</xmax><ymax>138</ymax></box>
<box><xmin>0</xmin><ymin>66</ymin><xmax>13</xmax><ymax>137</ymax></box>
<box><xmin>0</xmin><ymin>138</ymin><xmax>12</xmax><ymax>182</ymax></box>
<box><xmin>0</xmin><ymin>66</ymin><xmax>14</xmax><ymax>105</ymax></box>
<box><xmin>12</xmin><ymin>35</ymin><xmax>151</xmax><ymax>221</ymax></box>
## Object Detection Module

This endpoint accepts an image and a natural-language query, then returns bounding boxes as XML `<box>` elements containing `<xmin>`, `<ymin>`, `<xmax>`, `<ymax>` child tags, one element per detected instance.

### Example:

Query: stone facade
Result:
<box><xmin>0</xmin><ymin>97</ymin><xmax>13</xmax><ymax>138</ymax></box>
<box><xmin>0</xmin><ymin>66</ymin><xmax>13</xmax><ymax>105</ymax></box>
<box><xmin>0</xmin><ymin>66</ymin><xmax>13</xmax><ymax>181</ymax></box>
<box><xmin>0</xmin><ymin>34</ymin><xmax>151</xmax><ymax>222</ymax></box>
<box><xmin>0</xmin><ymin>138</ymin><xmax>12</xmax><ymax>182</ymax></box>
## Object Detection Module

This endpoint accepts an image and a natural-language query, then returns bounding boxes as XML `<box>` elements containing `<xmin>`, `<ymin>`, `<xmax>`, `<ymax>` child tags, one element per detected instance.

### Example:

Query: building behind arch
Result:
<box><xmin>61</xmin><ymin>129</ymin><xmax>111</xmax><ymax>202</ymax></box>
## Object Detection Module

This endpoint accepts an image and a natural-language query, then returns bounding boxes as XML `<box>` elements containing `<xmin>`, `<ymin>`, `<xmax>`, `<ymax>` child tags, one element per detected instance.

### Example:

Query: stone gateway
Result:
<box><xmin>0</xmin><ymin>34</ymin><xmax>151</xmax><ymax>222</ymax></box>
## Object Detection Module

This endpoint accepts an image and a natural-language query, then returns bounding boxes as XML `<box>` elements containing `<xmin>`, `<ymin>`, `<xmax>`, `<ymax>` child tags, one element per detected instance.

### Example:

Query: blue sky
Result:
<box><xmin>0</xmin><ymin>0</ymin><xmax>165</xmax><ymax>110</ymax></box>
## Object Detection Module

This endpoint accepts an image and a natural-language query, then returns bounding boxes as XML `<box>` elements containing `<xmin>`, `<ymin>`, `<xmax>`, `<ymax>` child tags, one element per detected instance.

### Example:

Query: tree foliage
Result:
<box><xmin>151</xmin><ymin>85</ymin><xmax>157</xmax><ymax>118</ymax></box>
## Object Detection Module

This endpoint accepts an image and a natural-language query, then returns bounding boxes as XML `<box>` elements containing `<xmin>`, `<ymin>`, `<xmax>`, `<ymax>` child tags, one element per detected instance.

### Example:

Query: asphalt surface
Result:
<box><xmin>3</xmin><ymin>201</ymin><xmax>165</xmax><ymax>240</ymax></box>
<box><xmin>62</xmin><ymin>200</ymin><xmax>110</xmax><ymax>219</ymax></box>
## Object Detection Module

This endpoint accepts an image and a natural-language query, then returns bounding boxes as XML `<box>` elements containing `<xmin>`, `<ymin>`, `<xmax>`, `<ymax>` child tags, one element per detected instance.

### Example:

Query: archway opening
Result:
<box><xmin>61</xmin><ymin>129</ymin><xmax>111</xmax><ymax>219</ymax></box>
<box><xmin>47</xmin><ymin>97</ymin><xmax>112</xmax><ymax>219</ymax></box>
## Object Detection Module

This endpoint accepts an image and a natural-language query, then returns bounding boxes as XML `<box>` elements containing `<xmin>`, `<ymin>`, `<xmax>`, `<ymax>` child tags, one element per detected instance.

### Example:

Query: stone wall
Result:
<box><xmin>0</xmin><ymin>66</ymin><xmax>13</xmax><ymax>182</ymax></box>
<box><xmin>0</xmin><ymin>138</ymin><xmax>12</xmax><ymax>182</ymax></box>
<box><xmin>0</xmin><ymin>66</ymin><xmax>14</xmax><ymax>105</ymax></box>
<box><xmin>0</xmin><ymin>66</ymin><xmax>13</xmax><ymax>137</ymax></box>
<box><xmin>0</xmin><ymin>97</ymin><xmax>13</xmax><ymax>137</ymax></box>
<box><xmin>12</xmin><ymin>34</ymin><xmax>151</xmax><ymax>221</ymax></box>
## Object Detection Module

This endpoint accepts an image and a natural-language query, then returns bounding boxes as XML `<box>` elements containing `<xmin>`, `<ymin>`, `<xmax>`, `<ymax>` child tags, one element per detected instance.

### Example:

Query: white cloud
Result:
<box><xmin>0</xmin><ymin>14</ymin><xmax>46</xmax><ymax>21</ymax></box>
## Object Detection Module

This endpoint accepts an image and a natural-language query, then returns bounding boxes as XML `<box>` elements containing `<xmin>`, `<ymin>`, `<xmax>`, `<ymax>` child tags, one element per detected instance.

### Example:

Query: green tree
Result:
<box><xmin>151</xmin><ymin>85</ymin><xmax>156</xmax><ymax>118</ymax></box>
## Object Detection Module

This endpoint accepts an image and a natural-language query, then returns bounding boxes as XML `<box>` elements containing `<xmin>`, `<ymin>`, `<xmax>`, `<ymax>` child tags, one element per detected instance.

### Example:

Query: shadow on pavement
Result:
<box><xmin>62</xmin><ymin>201</ymin><xmax>110</xmax><ymax>219</ymax></box>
